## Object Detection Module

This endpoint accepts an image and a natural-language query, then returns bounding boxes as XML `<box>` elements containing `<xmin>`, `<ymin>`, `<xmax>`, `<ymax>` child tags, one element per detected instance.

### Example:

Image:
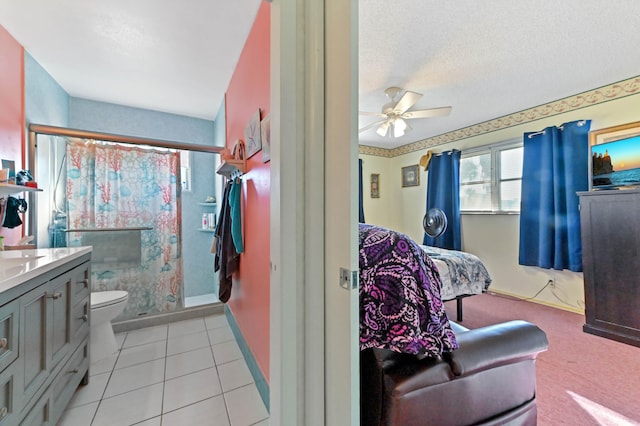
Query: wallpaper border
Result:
<box><xmin>360</xmin><ymin>76</ymin><xmax>640</xmax><ymax>158</ymax></box>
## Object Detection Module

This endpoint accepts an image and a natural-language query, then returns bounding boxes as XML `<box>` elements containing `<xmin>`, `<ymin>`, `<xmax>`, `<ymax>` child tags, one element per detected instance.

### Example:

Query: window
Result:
<box><xmin>460</xmin><ymin>141</ymin><xmax>523</xmax><ymax>212</ymax></box>
<box><xmin>180</xmin><ymin>150</ymin><xmax>192</xmax><ymax>191</ymax></box>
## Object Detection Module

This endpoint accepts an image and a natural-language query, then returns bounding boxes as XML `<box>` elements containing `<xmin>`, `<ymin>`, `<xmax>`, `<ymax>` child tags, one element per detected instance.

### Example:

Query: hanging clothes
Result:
<box><xmin>2</xmin><ymin>196</ymin><xmax>27</xmax><ymax>229</ymax></box>
<box><xmin>213</xmin><ymin>180</ymin><xmax>240</xmax><ymax>303</ymax></box>
<box><xmin>229</xmin><ymin>178</ymin><xmax>244</xmax><ymax>253</ymax></box>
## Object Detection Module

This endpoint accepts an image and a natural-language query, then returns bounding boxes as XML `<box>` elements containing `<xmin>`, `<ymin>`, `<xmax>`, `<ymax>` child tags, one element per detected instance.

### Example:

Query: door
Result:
<box><xmin>20</xmin><ymin>285</ymin><xmax>50</xmax><ymax>403</ymax></box>
<box><xmin>270</xmin><ymin>0</ymin><xmax>359</xmax><ymax>424</ymax></box>
<box><xmin>324</xmin><ymin>0</ymin><xmax>360</xmax><ymax>424</ymax></box>
<box><xmin>49</xmin><ymin>271</ymin><xmax>72</xmax><ymax>371</ymax></box>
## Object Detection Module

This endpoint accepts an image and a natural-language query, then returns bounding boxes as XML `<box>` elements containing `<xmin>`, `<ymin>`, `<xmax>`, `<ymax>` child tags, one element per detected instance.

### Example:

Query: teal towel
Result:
<box><xmin>229</xmin><ymin>179</ymin><xmax>244</xmax><ymax>253</ymax></box>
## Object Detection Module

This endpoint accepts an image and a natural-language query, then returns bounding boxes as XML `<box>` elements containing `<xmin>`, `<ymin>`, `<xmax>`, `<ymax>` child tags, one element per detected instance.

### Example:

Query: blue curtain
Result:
<box><xmin>359</xmin><ymin>159</ymin><xmax>365</xmax><ymax>223</ymax></box>
<box><xmin>519</xmin><ymin>120</ymin><xmax>591</xmax><ymax>272</ymax></box>
<box><xmin>423</xmin><ymin>150</ymin><xmax>461</xmax><ymax>250</ymax></box>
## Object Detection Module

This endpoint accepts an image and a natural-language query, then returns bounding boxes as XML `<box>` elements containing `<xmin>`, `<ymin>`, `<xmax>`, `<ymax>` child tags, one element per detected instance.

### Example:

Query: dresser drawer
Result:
<box><xmin>0</xmin><ymin>302</ymin><xmax>19</xmax><ymax>373</ymax></box>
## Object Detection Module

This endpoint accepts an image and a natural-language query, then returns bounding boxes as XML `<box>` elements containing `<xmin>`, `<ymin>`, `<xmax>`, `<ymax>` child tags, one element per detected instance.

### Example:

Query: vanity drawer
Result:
<box><xmin>50</xmin><ymin>340</ymin><xmax>89</xmax><ymax>424</ymax></box>
<box><xmin>71</xmin><ymin>264</ymin><xmax>91</xmax><ymax>307</ymax></box>
<box><xmin>19</xmin><ymin>390</ymin><xmax>51</xmax><ymax>426</ymax></box>
<box><xmin>0</xmin><ymin>302</ymin><xmax>19</xmax><ymax>373</ymax></box>
<box><xmin>0</xmin><ymin>363</ymin><xmax>21</xmax><ymax>426</ymax></box>
<box><xmin>71</xmin><ymin>297</ymin><xmax>90</xmax><ymax>345</ymax></box>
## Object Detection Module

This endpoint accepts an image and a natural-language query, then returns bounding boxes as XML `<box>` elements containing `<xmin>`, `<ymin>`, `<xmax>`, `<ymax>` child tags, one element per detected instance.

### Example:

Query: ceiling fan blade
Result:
<box><xmin>359</xmin><ymin>111</ymin><xmax>386</xmax><ymax>117</ymax></box>
<box><xmin>402</xmin><ymin>106</ymin><xmax>452</xmax><ymax>119</ymax></box>
<box><xmin>392</xmin><ymin>90</ymin><xmax>423</xmax><ymax>114</ymax></box>
<box><xmin>359</xmin><ymin>119</ymin><xmax>386</xmax><ymax>134</ymax></box>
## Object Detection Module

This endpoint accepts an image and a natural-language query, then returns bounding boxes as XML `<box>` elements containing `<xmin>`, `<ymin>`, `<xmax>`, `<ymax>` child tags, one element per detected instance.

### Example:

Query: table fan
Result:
<box><xmin>423</xmin><ymin>208</ymin><xmax>447</xmax><ymax>238</ymax></box>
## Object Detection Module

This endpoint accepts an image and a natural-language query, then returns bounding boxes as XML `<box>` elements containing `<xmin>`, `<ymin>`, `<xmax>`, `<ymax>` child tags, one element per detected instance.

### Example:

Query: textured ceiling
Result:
<box><xmin>2</xmin><ymin>1</ymin><xmax>640</xmax><ymax>149</ymax></box>
<box><xmin>359</xmin><ymin>0</ymin><xmax>640</xmax><ymax>149</ymax></box>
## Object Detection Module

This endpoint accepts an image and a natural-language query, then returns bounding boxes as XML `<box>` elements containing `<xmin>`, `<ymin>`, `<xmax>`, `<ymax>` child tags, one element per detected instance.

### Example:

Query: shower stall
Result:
<box><xmin>27</xmin><ymin>124</ymin><xmax>224</xmax><ymax>321</ymax></box>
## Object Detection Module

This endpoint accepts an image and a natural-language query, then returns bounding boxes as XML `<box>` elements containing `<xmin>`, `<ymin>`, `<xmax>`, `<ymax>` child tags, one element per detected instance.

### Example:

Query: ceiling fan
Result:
<box><xmin>359</xmin><ymin>87</ymin><xmax>452</xmax><ymax>138</ymax></box>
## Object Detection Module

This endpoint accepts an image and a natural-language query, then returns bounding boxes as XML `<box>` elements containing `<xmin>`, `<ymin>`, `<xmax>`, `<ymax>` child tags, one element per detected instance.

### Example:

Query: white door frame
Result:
<box><xmin>270</xmin><ymin>0</ymin><xmax>359</xmax><ymax>424</ymax></box>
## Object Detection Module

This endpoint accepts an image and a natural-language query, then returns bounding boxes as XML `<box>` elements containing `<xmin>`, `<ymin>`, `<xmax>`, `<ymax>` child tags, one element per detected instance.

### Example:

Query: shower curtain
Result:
<box><xmin>65</xmin><ymin>138</ymin><xmax>182</xmax><ymax>318</ymax></box>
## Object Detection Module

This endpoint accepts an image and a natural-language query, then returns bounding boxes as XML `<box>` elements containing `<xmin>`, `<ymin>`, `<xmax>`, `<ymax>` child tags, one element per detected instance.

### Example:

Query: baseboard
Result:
<box><xmin>112</xmin><ymin>303</ymin><xmax>225</xmax><ymax>333</ymax></box>
<box><xmin>487</xmin><ymin>289</ymin><xmax>585</xmax><ymax>315</ymax></box>
<box><xmin>225</xmin><ymin>306</ymin><xmax>270</xmax><ymax>413</ymax></box>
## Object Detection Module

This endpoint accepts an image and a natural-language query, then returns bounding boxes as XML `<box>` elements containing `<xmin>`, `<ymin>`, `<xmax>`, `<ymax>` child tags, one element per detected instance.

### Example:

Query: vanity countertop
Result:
<box><xmin>0</xmin><ymin>247</ymin><xmax>92</xmax><ymax>295</ymax></box>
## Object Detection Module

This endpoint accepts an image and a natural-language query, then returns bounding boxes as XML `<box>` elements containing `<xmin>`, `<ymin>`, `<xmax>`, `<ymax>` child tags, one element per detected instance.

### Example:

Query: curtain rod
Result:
<box><xmin>28</xmin><ymin>123</ymin><xmax>223</xmax><ymax>154</ymax></box>
<box><xmin>527</xmin><ymin>120</ymin><xmax>587</xmax><ymax>139</ymax></box>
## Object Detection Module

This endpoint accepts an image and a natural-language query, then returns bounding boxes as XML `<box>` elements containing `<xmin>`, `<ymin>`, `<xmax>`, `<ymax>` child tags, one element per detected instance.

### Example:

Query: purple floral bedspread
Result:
<box><xmin>359</xmin><ymin>223</ymin><xmax>458</xmax><ymax>356</ymax></box>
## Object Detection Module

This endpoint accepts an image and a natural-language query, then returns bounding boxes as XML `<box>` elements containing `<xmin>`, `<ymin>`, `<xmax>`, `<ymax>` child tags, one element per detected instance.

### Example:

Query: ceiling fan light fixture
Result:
<box><xmin>376</xmin><ymin>121</ymin><xmax>390</xmax><ymax>137</ymax></box>
<box><xmin>359</xmin><ymin>87</ymin><xmax>452</xmax><ymax>138</ymax></box>
<box><xmin>393</xmin><ymin>118</ymin><xmax>407</xmax><ymax>137</ymax></box>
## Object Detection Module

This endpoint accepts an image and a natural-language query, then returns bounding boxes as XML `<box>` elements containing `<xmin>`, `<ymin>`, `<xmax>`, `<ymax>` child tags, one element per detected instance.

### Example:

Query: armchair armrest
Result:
<box><xmin>444</xmin><ymin>320</ymin><xmax>548</xmax><ymax>377</ymax></box>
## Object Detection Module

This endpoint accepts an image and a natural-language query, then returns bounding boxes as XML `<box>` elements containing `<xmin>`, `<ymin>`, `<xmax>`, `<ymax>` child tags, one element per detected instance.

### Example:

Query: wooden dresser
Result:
<box><xmin>578</xmin><ymin>189</ymin><xmax>640</xmax><ymax>347</ymax></box>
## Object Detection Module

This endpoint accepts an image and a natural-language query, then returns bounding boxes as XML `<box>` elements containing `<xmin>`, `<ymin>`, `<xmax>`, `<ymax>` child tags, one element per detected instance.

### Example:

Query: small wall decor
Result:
<box><xmin>1</xmin><ymin>159</ymin><xmax>15</xmax><ymax>183</ymax></box>
<box><xmin>261</xmin><ymin>114</ymin><xmax>271</xmax><ymax>163</ymax></box>
<box><xmin>588</xmin><ymin>120</ymin><xmax>640</xmax><ymax>189</ymax></box>
<box><xmin>370</xmin><ymin>173</ymin><xmax>380</xmax><ymax>198</ymax></box>
<box><xmin>402</xmin><ymin>164</ymin><xmax>420</xmax><ymax>187</ymax></box>
<box><xmin>245</xmin><ymin>108</ymin><xmax>262</xmax><ymax>159</ymax></box>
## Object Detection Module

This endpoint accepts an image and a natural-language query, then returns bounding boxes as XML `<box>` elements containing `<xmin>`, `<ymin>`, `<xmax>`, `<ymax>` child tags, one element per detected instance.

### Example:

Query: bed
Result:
<box><xmin>421</xmin><ymin>245</ymin><xmax>492</xmax><ymax>321</ymax></box>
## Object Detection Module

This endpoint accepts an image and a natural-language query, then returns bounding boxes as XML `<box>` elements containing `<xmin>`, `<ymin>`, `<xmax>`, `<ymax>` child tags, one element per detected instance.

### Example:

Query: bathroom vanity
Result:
<box><xmin>0</xmin><ymin>247</ymin><xmax>91</xmax><ymax>426</ymax></box>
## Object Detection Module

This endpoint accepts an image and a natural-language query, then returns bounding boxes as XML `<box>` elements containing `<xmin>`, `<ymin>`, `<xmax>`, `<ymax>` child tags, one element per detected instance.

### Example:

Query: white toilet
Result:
<box><xmin>90</xmin><ymin>291</ymin><xmax>129</xmax><ymax>361</ymax></box>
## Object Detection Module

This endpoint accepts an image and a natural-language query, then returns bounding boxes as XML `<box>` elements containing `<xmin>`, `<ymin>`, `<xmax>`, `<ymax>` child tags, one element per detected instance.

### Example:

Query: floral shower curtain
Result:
<box><xmin>66</xmin><ymin>138</ymin><xmax>182</xmax><ymax>318</ymax></box>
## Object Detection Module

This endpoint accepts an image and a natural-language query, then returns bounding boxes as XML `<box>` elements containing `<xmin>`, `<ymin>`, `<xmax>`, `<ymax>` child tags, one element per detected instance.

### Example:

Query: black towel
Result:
<box><xmin>2</xmin><ymin>197</ymin><xmax>27</xmax><ymax>229</ymax></box>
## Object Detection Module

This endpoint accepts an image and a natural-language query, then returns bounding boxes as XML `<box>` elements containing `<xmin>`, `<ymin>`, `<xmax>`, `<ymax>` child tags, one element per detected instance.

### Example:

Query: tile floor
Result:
<box><xmin>57</xmin><ymin>313</ymin><xmax>269</xmax><ymax>426</ymax></box>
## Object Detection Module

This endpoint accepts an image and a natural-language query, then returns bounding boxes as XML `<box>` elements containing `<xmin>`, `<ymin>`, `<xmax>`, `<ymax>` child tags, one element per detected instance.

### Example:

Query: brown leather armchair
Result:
<box><xmin>360</xmin><ymin>320</ymin><xmax>549</xmax><ymax>426</ymax></box>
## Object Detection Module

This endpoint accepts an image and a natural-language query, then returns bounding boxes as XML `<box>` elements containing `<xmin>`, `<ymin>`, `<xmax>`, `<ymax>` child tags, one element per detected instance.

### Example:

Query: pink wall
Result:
<box><xmin>224</xmin><ymin>2</ymin><xmax>271</xmax><ymax>382</ymax></box>
<box><xmin>0</xmin><ymin>25</ymin><xmax>25</xmax><ymax>244</ymax></box>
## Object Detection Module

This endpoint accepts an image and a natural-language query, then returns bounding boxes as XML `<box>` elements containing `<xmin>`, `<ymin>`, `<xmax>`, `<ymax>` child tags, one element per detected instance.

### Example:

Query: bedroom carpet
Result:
<box><xmin>444</xmin><ymin>293</ymin><xmax>640</xmax><ymax>426</ymax></box>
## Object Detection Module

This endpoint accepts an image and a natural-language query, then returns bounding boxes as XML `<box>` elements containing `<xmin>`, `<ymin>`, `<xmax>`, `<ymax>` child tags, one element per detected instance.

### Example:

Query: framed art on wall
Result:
<box><xmin>245</xmin><ymin>108</ymin><xmax>262</xmax><ymax>159</ymax></box>
<box><xmin>261</xmin><ymin>114</ymin><xmax>271</xmax><ymax>163</ymax></box>
<box><xmin>588</xmin><ymin>120</ymin><xmax>640</xmax><ymax>189</ymax></box>
<box><xmin>402</xmin><ymin>164</ymin><xmax>420</xmax><ymax>187</ymax></box>
<box><xmin>370</xmin><ymin>173</ymin><xmax>380</xmax><ymax>198</ymax></box>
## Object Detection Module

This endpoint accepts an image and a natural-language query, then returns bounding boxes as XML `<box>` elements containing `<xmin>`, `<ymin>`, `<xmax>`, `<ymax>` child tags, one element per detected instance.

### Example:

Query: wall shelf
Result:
<box><xmin>216</xmin><ymin>159</ymin><xmax>245</xmax><ymax>179</ymax></box>
<box><xmin>0</xmin><ymin>183</ymin><xmax>43</xmax><ymax>196</ymax></box>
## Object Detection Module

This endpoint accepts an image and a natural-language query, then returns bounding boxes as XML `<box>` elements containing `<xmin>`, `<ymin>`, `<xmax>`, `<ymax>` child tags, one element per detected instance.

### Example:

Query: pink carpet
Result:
<box><xmin>445</xmin><ymin>293</ymin><xmax>640</xmax><ymax>426</ymax></box>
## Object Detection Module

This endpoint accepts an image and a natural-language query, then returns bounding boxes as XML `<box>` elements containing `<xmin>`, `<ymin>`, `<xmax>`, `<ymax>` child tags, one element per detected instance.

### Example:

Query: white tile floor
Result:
<box><xmin>57</xmin><ymin>314</ymin><xmax>269</xmax><ymax>426</ymax></box>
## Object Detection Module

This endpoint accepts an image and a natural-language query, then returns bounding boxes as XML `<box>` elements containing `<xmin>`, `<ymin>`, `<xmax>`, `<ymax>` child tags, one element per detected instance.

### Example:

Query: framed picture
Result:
<box><xmin>245</xmin><ymin>108</ymin><xmax>262</xmax><ymax>159</ymax></box>
<box><xmin>370</xmin><ymin>173</ymin><xmax>380</xmax><ymax>198</ymax></box>
<box><xmin>261</xmin><ymin>114</ymin><xmax>271</xmax><ymax>163</ymax></box>
<box><xmin>589</xmin><ymin>120</ymin><xmax>640</xmax><ymax>189</ymax></box>
<box><xmin>401</xmin><ymin>164</ymin><xmax>420</xmax><ymax>187</ymax></box>
<box><xmin>1</xmin><ymin>159</ymin><xmax>15</xmax><ymax>183</ymax></box>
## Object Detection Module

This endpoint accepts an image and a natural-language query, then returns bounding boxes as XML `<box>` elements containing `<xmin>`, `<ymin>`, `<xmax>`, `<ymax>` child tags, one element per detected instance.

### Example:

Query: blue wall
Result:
<box><xmin>24</xmin><ymin>52</ymin><xmax>70</xmax><ymax>247</ymax></box>
<box><xmin>25</xmin><ymin>52</ymin><xmax>69</xmax><ymax>127</ymax></box>
<box><xmin>69</xmin><ymin>98</ymin><xmax>215</xmax><ymax>145</ymax></box>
